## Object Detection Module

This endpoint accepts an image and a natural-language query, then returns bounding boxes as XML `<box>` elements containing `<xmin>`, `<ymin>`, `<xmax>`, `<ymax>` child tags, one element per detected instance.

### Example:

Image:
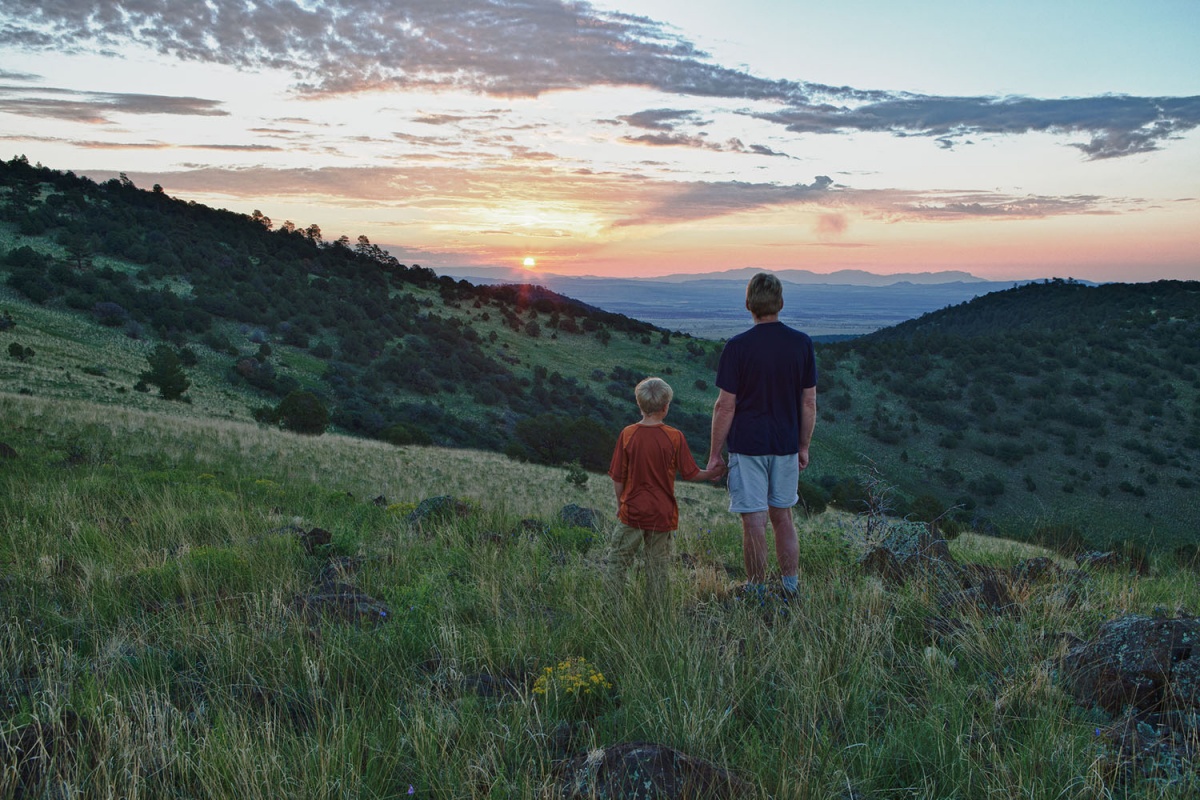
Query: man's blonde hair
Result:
<box><xmin>635</xmin><ymin>377</ymin><xmax>673</xmax><ymax>413</ymax></box>
<box><xmin>745</xmin><ymin>272</ymin><xmax>784</xmax><ymax>317</ymax></box>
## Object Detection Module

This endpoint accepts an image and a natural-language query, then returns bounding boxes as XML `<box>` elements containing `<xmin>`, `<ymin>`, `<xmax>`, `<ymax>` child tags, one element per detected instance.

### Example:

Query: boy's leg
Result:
<box><xmin>604</xmin><ymin>524</ymin><xmax>644</xmax><ymax>600</ymax></box>
<box><xmin>642</xmin><ymin>530</ymin><xmax>673</xmax><ymax>605</ymax></box>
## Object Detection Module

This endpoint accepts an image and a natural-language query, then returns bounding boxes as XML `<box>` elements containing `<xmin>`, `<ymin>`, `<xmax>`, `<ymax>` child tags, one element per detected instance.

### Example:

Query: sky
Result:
<box><xmin>1</xmin><ymin>0</ymin><xmax>1198</xmax><ymax>283</ymax></box>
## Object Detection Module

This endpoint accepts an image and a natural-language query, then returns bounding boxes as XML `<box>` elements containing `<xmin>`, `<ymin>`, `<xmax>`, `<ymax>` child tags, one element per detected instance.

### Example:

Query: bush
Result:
<box><xmin>275</xmin><ymin>391</ymin><xmax>330</xmax><ymax>435</ymax></box>
<box><xmin>380</xmin><ymin>423</ymin><xmax>432</xmax><ymax>446</ymax></box>
<box><xmin>796</xmin><ymin>480</ymin><xmax>828</xmax><ymax>517</ymax></box>
<box><xmin>1174</xmin><ymin>543</ymin><xmax>1200</xmax><ymax>572</ymax></box>
<box><xmin>1031</xmin><ymin>524</ymin><xmax>1087</xmax><ymax>556</ymax></box>
<box><xmin>7</xmin><ymin>341</ymin><xmax>34</xmax><ymax>361</ymax></box>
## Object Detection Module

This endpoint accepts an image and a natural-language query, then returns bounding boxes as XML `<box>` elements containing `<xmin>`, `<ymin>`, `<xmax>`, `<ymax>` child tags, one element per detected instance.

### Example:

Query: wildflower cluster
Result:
<box><xmin>386</xmin><ymin>501</ymin><xmax>419</xmax><ymax>516</ymax></box>
<box><xmin>533</xmin><ymin>657</ymin><xmax>612</xmax><ymax>698</ymax></box>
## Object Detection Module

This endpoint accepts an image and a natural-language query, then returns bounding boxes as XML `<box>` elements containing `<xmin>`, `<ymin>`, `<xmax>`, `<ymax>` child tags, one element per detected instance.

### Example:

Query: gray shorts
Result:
<box><xmin>727</xmin><ymin>453</ymin><xmax>799</xmax><ymax>513</ymax></box>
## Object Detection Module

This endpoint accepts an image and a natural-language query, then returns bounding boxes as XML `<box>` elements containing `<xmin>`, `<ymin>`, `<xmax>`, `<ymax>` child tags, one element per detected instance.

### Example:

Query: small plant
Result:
<box><xmin>533</xmin><ymin>657</ymin><xmax>614</xmax><ymax>719</ymax></box>
<box><xmin>564</xmin><ymin>461</ymin><xmax>589</xmax><ymax>488</ymax></box>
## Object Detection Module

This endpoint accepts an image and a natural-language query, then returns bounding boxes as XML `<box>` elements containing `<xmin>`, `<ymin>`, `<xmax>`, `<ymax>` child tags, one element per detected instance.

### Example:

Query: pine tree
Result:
<box><xmin>140</xmin><ymin>344</ymin><xmax>190</xmax><ymax>400</ymax></box>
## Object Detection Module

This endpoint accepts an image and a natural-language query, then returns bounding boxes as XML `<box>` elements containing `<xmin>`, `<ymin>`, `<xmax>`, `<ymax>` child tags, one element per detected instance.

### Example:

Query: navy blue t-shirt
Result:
<box><xmin>715</xmin><ymin>321</ymin><xmax>817</xmax><ymax>456</ymax></box>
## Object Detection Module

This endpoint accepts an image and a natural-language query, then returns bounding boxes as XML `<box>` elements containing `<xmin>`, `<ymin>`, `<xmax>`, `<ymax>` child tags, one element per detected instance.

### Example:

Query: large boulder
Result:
<box><xmin>550</xmin><ymin>742</ymin><xmax>753</xmax><ymax>799</ymax></box>
<box><xmin>559</xmin><ymin>504</ymin><xmax>603</xmax><ymax>532</ymax></box>
<box><xmin>293</xmin><ymin>581</ymin><xmax>391</xmax><ymax>626</ymax></box>
<box><xmin>405</xmin><ymin>495</ymin><xmax>472</xmax><ymax>531</ymax></box>
<box><xmin>1062</xmin><ymin>614</ymin><xmax>1200</xmax><ymax>714</ymax></box>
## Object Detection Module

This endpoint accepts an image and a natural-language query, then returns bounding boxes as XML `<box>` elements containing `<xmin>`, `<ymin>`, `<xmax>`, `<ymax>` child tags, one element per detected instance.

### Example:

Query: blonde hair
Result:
<box><xmin>745</xmin><ymin>272</ymin><xmax>784</xmax><ymax>317</ymax></box>
<box><xmin>634</xmin><ymin>377</ymin><xmax>673</xmax><ymax>413</ymax></box>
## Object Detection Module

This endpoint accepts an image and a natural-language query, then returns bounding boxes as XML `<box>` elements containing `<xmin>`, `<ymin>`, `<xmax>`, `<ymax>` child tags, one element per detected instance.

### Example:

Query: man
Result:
<box><xmin>707</xmin><ymin>272</ymin><xmax>818</xmax><ymax>596</ymax></box>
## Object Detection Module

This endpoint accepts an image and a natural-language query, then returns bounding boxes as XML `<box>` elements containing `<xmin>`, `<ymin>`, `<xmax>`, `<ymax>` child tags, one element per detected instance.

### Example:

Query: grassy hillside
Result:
<box><xmin>808</xmin><ymin>280</ymin><xmax>1200</xmax><ymax>551</ymax></box>
<box><xmin>2</xmin><ymin>156</ymin><xmax>1197</xmax><ymax>554</ymax></box>
<box><xmin>2</xmin><ymin>393</ymin><xmax>1198</xmax><ymax>798</ymax></box>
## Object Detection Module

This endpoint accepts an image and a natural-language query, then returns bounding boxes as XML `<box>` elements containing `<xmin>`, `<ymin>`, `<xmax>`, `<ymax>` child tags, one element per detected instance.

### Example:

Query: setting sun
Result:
<box><xmin>522</xmin><ymin>257</ymin><xmax>536</xmax><ymax>269</ymax></box>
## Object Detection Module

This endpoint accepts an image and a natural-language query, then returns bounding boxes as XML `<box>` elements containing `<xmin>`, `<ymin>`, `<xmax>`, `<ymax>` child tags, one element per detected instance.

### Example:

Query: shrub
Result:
<box><xmin>381</xmin><ymin>423</ymin><xmax>432</xmax><ymax>446</ymax></box>
<box><xmin>564</xmin><ymin>461</ymin><xmax>589</xmax><ymax>488</ymax></box>
<box><xmin>796</xmin><ymin>480</ymin><xmax>828</xmax><ymax>517</ymax></box>
<box><xmin>276</xmin><ymin>391</ymin><xmax>330</xmax><ymax>435</ymax></box>
<box><xmin>1031</xmin><ymin>523</ymin><xmax>1087</xmax><ymax>556</ymax></box>
<box><xmin>7</xmin><ymin>341</ymin><xmax>34</xmax><ymax>361</ymax></box>
<box><xmin>1174</xmin><ymin>543</ymin><xmax>1200</xmax><ymax>572</ymax></box>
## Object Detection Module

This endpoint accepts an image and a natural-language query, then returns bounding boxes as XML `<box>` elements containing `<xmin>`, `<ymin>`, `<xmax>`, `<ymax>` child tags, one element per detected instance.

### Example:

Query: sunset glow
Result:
<box><xmin>0</xmin><ymin>1</ymin><xmax>1195</xmax><ymax>283</ymax></box>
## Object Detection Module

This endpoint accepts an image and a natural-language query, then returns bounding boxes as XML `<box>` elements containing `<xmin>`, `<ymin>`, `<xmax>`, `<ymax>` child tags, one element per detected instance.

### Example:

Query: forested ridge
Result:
<box><xmin>815</xmin><ymin>278</ymin><xmax>1200</xmax><ymax>550</ymax></box>
<box><xmin>3</xmin><ymin>155</ymin><xmax>1199</xmax><ymax>550</ymax></box>
<box><xmin>0</xmin><ymin>155</ymin><xmax>721</xmax><ymax>468</ymax></box>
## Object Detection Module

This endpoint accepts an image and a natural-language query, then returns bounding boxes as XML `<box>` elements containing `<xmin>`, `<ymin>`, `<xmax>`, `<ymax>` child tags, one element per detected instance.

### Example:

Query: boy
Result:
<box><xmin>606</xmin><ymin>377</ymin><xmax>724</xmax><ymax>605</ymax></box>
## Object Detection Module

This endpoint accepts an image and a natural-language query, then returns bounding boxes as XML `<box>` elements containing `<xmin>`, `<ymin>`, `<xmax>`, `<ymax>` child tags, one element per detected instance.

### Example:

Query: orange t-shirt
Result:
<box><xmin>608</xmin><ymin>423</ymin><xmax>701</xmax><ymax>532</ymax></box>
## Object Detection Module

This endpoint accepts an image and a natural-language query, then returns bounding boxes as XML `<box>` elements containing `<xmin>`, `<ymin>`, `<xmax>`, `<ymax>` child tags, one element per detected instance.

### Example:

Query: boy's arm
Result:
<box><xmin>687</xmin><ymin>464</ymin><xmax>726</xmax><ymax>483</ymax></box>
<box><xmin>612</xmin><ymin>479</ymin><xmax>624</xmax><ymax>502</ymax></box>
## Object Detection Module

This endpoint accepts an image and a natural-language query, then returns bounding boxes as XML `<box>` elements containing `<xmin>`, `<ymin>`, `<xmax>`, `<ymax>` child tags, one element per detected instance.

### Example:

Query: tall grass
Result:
<box><xmin>1</xmin><ymin>391</ymin><xmax>1197</xmax><ymax>798</ymax></box>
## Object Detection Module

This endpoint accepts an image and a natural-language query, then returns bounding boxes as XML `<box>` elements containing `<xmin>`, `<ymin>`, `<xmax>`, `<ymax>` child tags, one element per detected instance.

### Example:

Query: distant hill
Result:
<box><xmin>433</xmin><ymin>266</ymin><xmax>1032</xmax><ymax>338</ymax></box>
<box><xmin>2</xmin><ymin>156</ymin><xmax>1196</xmax><ymax>551</ymax></box>
<box><xmin>816</xmin><ymin>279</ymin><xmax>1200</xmax><ymax>549</ymax></box>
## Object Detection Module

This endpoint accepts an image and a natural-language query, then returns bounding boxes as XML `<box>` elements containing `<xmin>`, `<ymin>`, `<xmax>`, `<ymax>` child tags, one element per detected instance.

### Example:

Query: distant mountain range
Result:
<box><xmin>433</xmin><ymin>266</ymin><xmax>1044</xmax><ymax>338</ymax></box>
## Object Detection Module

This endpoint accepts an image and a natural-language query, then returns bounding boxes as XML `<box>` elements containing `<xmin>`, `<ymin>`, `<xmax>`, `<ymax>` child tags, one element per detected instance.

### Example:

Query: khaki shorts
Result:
<box><xmin>727</xmin><ymin>453</ymin><xmax>799</xmax><ymax>513</ymax></box>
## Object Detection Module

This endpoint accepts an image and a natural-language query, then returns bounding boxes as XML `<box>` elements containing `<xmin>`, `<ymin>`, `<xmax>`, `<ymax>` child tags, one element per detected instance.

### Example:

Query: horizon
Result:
<box><xmin>1</xmin><ymin>1</ymin><xmax>1197</xmax><ymax>284</ymax></box>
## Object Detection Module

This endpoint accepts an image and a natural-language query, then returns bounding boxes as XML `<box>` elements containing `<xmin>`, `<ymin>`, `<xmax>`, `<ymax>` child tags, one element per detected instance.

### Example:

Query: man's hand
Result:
<box><xmin>706</xmin><ymin>453</ymin><xmax>726</xmax><ymax>473</ymax></box>
<box><xmin>798</xmin><ymin>448</ymin><xmax>810</xmax><ymax>471</ymax></box>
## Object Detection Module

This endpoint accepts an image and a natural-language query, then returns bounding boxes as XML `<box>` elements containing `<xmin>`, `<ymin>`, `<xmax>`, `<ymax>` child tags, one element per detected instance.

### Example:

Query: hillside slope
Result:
<box><xmin>3</xmin><ymin>156</ymin><xmax>1197</xmax><ymax>550</ymax></box>
<box><xmin>812</xmin><ymin>279</ymin><xmax>1200</xmax><ymax>549</ymax></box>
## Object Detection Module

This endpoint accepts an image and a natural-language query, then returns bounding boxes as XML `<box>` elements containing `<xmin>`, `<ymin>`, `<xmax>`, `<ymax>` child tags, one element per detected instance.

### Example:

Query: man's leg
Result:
<box><xmin>740</xmin><ymin>511</ymin><xmax>769</xmax><ymax>585</ymax></box>
<box><xmin>768</xmin><ymin>505</ymin><xmax>799</xmax><ymax>591</ymax></box>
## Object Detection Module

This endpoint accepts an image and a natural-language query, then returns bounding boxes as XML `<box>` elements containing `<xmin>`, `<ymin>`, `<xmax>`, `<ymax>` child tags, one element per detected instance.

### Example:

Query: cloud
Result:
<box><xmin>616</xmin><ymin>108</ymin><xmax>702</xmax><ymax>131</ymax></box>
<box><xmin>869</xmin><ymin>189</ymin><xmax>1112</xmax><ymax>220</ymax></box>
<box><xmin>615</xmin><ymin>175</ymin><xmax>835</xmax><ymax>225</ymax></box>
<box><xmin>84</xmin><ymin>165</ymin><xmax>1131</xmax><ymax>231</ymax></box>
<box><xmin>0</xmin><ymin>84</ymin><xmax>227</xmax><ymax>122</ymax></box>
<box><xmin>816</xmin><ymin>213</ymin><xmax>847</xmax><ymax>237</ymax></box>
<box><xmin>2</xmin><ymin>1</ymin><xmax>1195</xmax><ymax>158</ymax></box>
<box><xmin>756</xmin><ymin>93</ymin><xmax>1200</xmax><ymax>160</ymax></box>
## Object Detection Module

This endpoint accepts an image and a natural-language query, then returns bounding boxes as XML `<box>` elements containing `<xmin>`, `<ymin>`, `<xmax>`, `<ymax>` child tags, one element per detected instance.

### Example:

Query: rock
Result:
<box><xmin>0</xmin><ymin>442</ymin><xmax>17</xmax><ymax>460</ymax></box>
<box><xmin>1012</xmin><ymin>556</ymin><xmax>1064</xmax><ymax>586</ymax></box>
<box><xmin>1061</xmin><ymin>614</ymin><xmax>1200</xmax><ymax>715</ymax></box>
<box><xmin>550</xmin><ymin>742</ymin><xmax>754</xmax><ymax>799</ymax></box>
<box><xmin>0</xmin><ymin>710</ymin><xmax>96</xmax><ymax>795</ymax></box>
<box><xmin>293</xmin><ymin>581</ymin><xmax>391</xmax><ymax>626</ymax></box>
<box><xmin>300</xmin><ymin>527</ymin><xmax>332</xmax><ymax>554</ymax></box>
<box><xmin>936</xmin><ymin>576</ymin><xmax>1019</xmax><ymax>617</ymax></box>
<box><xmin>316</xmin><ymin>556</ymin><xmax>362</xmax><ymax>585</ymax></box>
<box><xmin>1075</xmin><ymin>551</ymin><xmax>1122</xmax><ymax>570</ymax></box>
<box><xmin>459</xmin><ymin>671</ymin><xmax>525</xmax><ymax>699</ymax></box>
<box><xmin>860</xmin><ymin>546</ymin><xmax>906</xmax><ymax>586</ymax></box>
<box><xmin>372</xmin><ymin>495</ymin><xmax>388</xmax><ymax>507</ymax></box>
<box><xmin>405</xmin><ymin>495</ymin><xmax>472</xmax><ymax>530</ymax></box>
<box><xmin>559</xmin><ymin>504</ymin><xmax>603</xmax><ymax>532</ymax></box>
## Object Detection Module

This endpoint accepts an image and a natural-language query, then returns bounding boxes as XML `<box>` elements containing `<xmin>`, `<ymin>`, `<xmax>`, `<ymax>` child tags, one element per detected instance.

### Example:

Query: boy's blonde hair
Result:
<box><xmin>635</xmin><ymin>377</ymin><xmax>673</xmax><ymax>413</ymax></box>
<box><xmin>745</xmin><ymin>272</ymin><xmax>784</xmax><ymax>317</ymax></box>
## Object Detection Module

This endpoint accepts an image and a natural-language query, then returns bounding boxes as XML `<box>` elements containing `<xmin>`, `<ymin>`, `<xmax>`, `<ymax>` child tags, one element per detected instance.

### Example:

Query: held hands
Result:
<box><xmin>700</xmin><ymin>456</ymin><xmax>727</xmax><ymax>483</ymax></box>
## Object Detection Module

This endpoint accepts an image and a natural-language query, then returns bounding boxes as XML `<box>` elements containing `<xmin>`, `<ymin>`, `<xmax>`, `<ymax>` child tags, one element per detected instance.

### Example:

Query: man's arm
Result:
<box><xmin>708</xmin><ymin>388</ymin><xmax>736</xmax><ymax>471</ymax></box>
<box><xmin>798</xmin><ymin>386</ymin><xmax>817</xmax><ymax>470</ymax></box>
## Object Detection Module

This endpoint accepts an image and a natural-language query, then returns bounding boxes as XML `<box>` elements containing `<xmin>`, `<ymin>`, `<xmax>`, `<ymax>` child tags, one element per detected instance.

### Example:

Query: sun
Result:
<box><xmin>522</xmin><ymin>257</ymin><xmax>536</xmax><ymax>269</ymax></box>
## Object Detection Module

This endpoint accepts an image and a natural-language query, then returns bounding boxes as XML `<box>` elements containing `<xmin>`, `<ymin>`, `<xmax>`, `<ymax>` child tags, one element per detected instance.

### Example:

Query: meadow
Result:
<box><xmin>2</xmin><ymin>391</ymin><xmax>1197</xmax><ymax>798</ymax></box>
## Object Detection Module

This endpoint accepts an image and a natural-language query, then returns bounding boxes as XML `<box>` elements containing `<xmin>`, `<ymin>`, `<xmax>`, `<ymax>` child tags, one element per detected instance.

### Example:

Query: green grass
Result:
<box><xmin>1</xmin><ymin>392</ymin><xmax>1197</xmax><ymax>798</ymax></box>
